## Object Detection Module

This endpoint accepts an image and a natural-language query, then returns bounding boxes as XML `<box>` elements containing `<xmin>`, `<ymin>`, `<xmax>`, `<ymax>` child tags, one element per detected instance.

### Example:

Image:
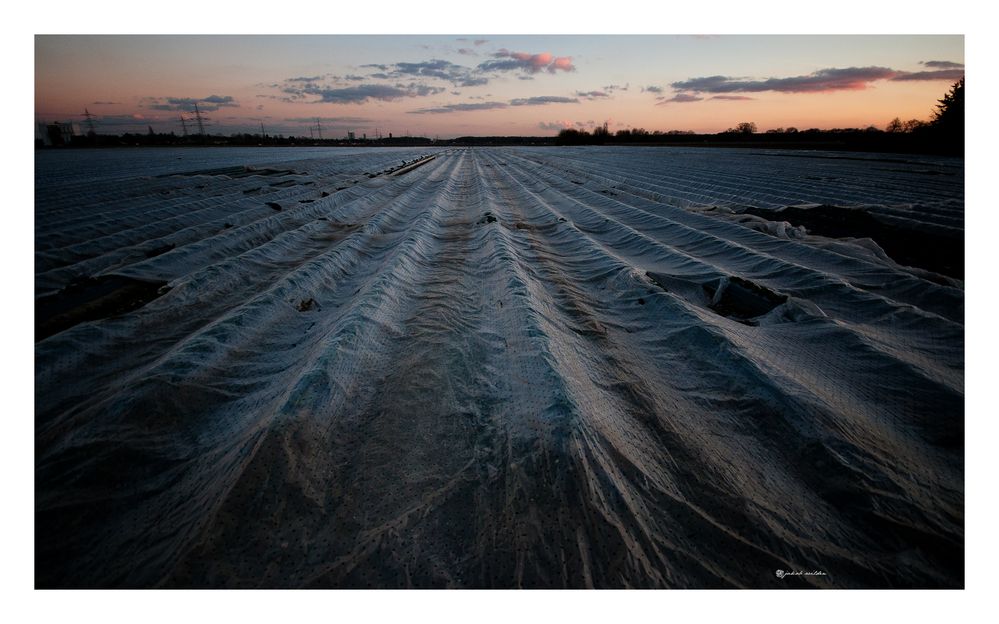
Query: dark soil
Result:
<box><xmin>36</xmin><ymin>275</ymin><xmax>169</xmax><ymax>342</ymax></box>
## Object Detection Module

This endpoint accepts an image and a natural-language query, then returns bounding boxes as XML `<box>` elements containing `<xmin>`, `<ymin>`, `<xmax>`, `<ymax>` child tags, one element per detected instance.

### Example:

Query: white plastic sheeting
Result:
<box><xmin>35</xmin><ymin>146</ymin><xmax>963</xmax><ymax>588</ymax></box>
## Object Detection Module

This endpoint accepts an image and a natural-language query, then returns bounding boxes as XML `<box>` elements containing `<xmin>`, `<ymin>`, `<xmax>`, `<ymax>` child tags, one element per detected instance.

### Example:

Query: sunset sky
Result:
<box><xmin>35</xmin><ymin>35</ymin><xmax>964</xmax><ymax>138</ymax></box>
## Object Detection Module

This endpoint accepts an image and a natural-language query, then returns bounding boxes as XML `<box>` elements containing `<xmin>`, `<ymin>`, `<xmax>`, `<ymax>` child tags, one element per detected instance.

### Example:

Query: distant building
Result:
<box><xmin>36</xmin><ymin>121</ymin><xmax>82</xmax><ymax>146</ymax></box>
<box><xmin>347</xmin><ymin>131</ymin><xmax>355</xmax><ymax>141</ymax></box>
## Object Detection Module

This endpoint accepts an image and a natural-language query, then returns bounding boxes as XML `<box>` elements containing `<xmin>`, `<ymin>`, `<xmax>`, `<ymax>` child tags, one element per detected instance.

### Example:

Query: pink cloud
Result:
<box><xmin>481</xmin><ymin>50</ymin><xmax>575</xmax><ymax>74</ymax></box>
<box><xmin>512</xmin><ymin>51</ymin><xmax>552</xmax><ymax>70</ymax></box>
<box><xmin>550</xmin><ymin>57</ymin><xmax>574</xmax><ymax>73</ymax></box>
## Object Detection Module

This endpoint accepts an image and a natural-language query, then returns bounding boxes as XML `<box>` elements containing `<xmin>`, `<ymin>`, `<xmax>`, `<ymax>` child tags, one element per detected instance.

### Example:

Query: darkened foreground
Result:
<box><xmin>36</xmin><ymin>146</ymin><xmax>963</xmax><ymax>588</ymax></box>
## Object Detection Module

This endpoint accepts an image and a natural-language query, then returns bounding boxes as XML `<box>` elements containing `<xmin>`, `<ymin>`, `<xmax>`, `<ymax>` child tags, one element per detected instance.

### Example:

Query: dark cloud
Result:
<box><xmin>575</xmin><ymin>90</ymin><xmax>610</xmax><ymax>100</ymax></box>
<box><xmin>459</xmin><ymin>76</ymin><xmax>489</xmax><ymax>87</ymax></box>
<box><xmin>201</xmin><ymin>95</ymin><xmax>236</xmax><ymax>105</ymax></box>
<box><xmin>509</xmin><ymin>96</ymin><xmax>579</xmax><ymax>106</ymax></box>
<box><xmin>145</xmin><ymin>95</ymin><xmax>240</xmax><ymax>112</ymax></box>
<box><xmin>921</xmin><ymin>60</ymin><xmax>964</xmax><ymax>69</ymax></box>
<box><xmin>710</xmin><ymin>95</ymin><xmax>755</xmax><ymax>101</ymax></box>
<box><xmin>345</xmin><ymin>51</ymin><xmax>573</xmax><ymax>90</ymax></box>
<box><xmin>642</xmin><ymin>85</ymin><xmax>663</xmax><ymax>94</ymax></box>
<box><xmin>671</xmin><ymin>66</ymin><xmax>898</xmax><ymax>93</ymax></box>
<box><xmin>301</xmin><ymin>84</ymin><xmax>414</xmax><ymax>104</ymax></box>
<box><xmin>279</xmin><ymin>80</ymin><xmax>443</xmax><ymax>104</ymax></box>
<box><xmin>91</xmin><ymin>100</ymin><xmax>118</xmax><ymax>105</ymax></box>
<box><xmin>603</xmin><ymin>83</ymin><xmax>628</xmax><ymax>92</ymax></box>
<box><xmin>271</xmin><ymin>47</ymin><xmax>581</xmax><ymax>109</ymax></box>
<box><xmin>395</xmin><ymin>60</ymin><xmax>465</xmax><ymax>80</ymax></box>
<box><xmin>395</xmin><ymin>82</ymin><xmax>447</xmax><ymax>97</ymax></box>
<box><xmin>657</xmin><ymin>93</ymin><xmax>704</xmax><ymax>104</ymax></box>
<box><xmin>360</xmin><ymin>59</ymin><xmax>487</xmax><ymax>87</ymax></box>
<box><xmin>408</xmin><ymin>101</ymin><xmax>509</xmax><ymax>114</ymax></box>
<box><xmin>892</xmin><ymin>69</ymin><xmax>965</xmax><ymax>81</ymax></box>
<box><xmin>478</xmin><ymin>59</ymin><xmax>522</xmax><ymax>72</ymax></box>
<box><xmin>478</xmin><ymin>50</ymin><xmax>575</xmax><ymax>74</ymax></box>
<box><xmin>278</xmin><ymin>90</ymin><xmax>309</xmax><ymax>102</ymax></box>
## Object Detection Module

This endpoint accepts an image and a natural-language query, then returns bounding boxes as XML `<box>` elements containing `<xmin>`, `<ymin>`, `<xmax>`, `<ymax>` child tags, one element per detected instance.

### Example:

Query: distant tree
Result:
<box><xmin>886</xmin><ymin>117</ymin><xmax>904</xmax><ymax>133</ymax></box>
<box><xmin>556</xmin><ymin>128</ymin><xmax>591</xmax><ymax>145</ymax></box>
<box><xmin>735</xmin><ymin>122</ymin><xmax>757</xmax><ymax>134</ymax></box>
<box><xmin>785</xmin><ymin>127</ymin><xmax>798</xmax><ymax>134</ymax></box>
<box><xmin>903</xmin><ymin>119</ymin><xmax>927</xmax><ymax>133</ymax></box>
<box><xmin>765</xmin><ymin>128</ymin><xmax>784</xmax><ymax>134</ymax></box>
<box><xmin>591</xmin><ymin>122</ymin><xmax>610</xmax><ymax>144</ymax></box>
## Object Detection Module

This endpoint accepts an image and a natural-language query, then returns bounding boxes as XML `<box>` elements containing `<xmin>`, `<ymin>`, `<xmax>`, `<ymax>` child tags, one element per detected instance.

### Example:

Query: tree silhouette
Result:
<box><xmin>591</xmin><ymin>121</ymin><xmax>610</xmax><ymax>144</ymax></box>
<box><xmin>932</xmin><ymin>78</ymin><xmax>964</xmax><ymax>134</ymax></box>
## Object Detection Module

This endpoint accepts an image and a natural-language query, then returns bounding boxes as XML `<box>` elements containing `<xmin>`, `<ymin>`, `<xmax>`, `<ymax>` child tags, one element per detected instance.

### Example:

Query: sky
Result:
<box><xmin>34</xmin><ymin>35</ymin><xmax>964</xmax><ymax>138</ymax></box>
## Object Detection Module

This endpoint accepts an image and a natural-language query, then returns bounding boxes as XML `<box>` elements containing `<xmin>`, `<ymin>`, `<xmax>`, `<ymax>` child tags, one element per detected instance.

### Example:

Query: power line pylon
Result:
<box><xmin>82</xmin><ymin>108</ymin><xmax>97</xmax><ymax>136</ymax></box>
<box><xmin>193</xmin><ymin>103</ymin><xmax>207</xmax><ymax>137</ymax></box>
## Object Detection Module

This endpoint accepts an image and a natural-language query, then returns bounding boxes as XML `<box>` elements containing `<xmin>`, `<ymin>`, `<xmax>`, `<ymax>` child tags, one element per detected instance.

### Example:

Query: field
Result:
<box><xmin>35</xmin><ymin>146</ymin><xmax>964</xmax><ymax>588</ymax></box>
